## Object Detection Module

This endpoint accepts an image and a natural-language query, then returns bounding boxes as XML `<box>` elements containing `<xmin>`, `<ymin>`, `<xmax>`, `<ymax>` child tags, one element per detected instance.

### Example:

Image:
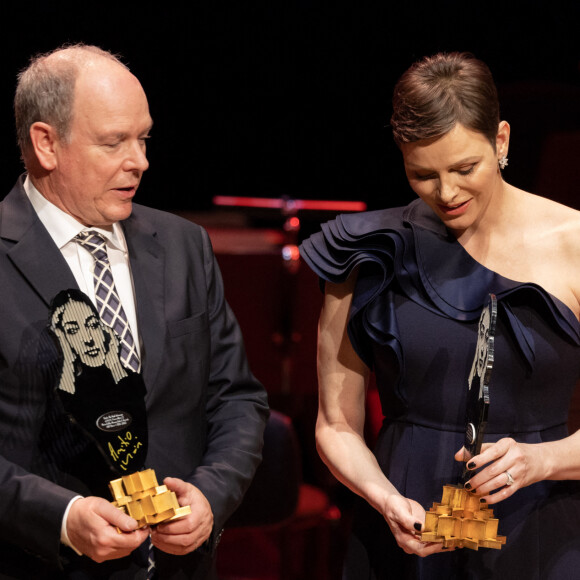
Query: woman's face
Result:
<box><xmin>60</xmin><ymin>300</ymin><xmax>107</xmax><ymax>367</ymax></box>
<box><xmin>401</xmin><ymin>122</ymin><xmax>509</xmax><ymax>235</ymax></box>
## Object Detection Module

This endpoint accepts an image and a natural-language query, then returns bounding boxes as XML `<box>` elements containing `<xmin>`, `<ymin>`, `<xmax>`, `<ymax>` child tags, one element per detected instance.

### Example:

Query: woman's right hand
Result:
<box><xmin>317</xmin><ymin>278</ymin><xmax>449</xmax><ymax>558</ymax></box>
<box><xmin>382</xmin><ymin>494</ymin><xmax>448</xmax><ymax>557</ymax></box>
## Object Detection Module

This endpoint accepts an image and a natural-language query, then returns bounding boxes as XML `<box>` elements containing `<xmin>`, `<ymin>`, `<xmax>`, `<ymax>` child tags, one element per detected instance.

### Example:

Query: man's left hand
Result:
<box><xmin>150</xmin><ymin>477</ymin><xmax>214</xmax><ymax>555</ymax></box>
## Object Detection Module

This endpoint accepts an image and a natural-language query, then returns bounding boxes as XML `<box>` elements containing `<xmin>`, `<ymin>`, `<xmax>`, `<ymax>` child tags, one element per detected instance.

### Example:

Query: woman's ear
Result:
<box><xmin>29</xmin><ymin>122</ymin><xmax>59</xmax><ymax>171</ymax></box>
<box><xmin>496</xmin><ymin>120</ymin><xmax>510</xmax><ymax>159</ymax></box>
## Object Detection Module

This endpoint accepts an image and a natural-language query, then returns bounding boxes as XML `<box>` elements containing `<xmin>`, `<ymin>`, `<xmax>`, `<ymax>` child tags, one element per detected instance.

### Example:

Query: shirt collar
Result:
<box><xmin>24</xmin><ymin>175</ymin><xmax>128</xmax><ymax>252</ymax></box>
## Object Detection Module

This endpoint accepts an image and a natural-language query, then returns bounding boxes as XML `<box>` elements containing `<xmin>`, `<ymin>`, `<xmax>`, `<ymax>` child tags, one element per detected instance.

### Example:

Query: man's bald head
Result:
<box><xmin>14</xmin><ymin>44</ymin><xmax>130</xmax><ymax>163</ymax></box>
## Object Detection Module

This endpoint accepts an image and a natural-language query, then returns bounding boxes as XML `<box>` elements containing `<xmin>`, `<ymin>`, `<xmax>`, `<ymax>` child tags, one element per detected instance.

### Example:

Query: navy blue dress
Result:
<box><xmin>300</xmin><ymin>199</ymin><xmax>580</xmax><ymax>579</ymax></box>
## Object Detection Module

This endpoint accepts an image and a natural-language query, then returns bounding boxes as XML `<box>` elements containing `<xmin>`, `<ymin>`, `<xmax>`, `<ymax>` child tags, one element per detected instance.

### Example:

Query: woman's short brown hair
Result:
<box><xmin>390</xmin><ymin>52</ymin><xmax>500</xmax><ymax>149</ymax></box>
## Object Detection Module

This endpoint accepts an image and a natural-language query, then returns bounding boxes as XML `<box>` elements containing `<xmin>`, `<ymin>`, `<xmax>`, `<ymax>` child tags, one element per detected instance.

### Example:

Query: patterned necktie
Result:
<box><xmin>75</xmin><ymin>230</ymin><xmax>140</xmax><ymax>372</ymax></box>
<box><xmin>147</xmin><ymin>536</ymin><xmax>156</xmax><ymax>580</ymax></box>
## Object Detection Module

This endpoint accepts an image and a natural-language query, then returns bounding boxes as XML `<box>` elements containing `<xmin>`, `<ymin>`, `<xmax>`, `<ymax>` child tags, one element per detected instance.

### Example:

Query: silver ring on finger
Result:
<box><xmin>504</xmin><ymin>470</ymin><xmax>514</xmax><ymax>486</ymax></box>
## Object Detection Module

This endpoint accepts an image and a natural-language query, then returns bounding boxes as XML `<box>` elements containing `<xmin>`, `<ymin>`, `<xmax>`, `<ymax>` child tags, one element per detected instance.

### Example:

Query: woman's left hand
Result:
<box><xmin>454</xmin><ymin>438</ymin><xmax>545</xmax><ymax>505</ymax></box>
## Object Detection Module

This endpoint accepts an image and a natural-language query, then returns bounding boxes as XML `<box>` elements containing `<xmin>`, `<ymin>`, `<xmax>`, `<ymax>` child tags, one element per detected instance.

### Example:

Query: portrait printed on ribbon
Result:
<box><xmin>50</xmin><ymin>289</ymin><xmax>128</xmax><ymax>394</ymax></box>
<box><xmin>49</xmin><ymin>289</ymin><xmax>148</xmax><ymax>477</ymax></box>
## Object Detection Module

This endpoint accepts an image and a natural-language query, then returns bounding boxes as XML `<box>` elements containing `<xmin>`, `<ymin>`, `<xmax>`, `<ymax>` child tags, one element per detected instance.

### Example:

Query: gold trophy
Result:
<box><xmin>49</xmin><ymin>290</ymin><xmax>192</xmax><ymax>526</ymax></box>
<box><xmin>421</xmin><ymin>294</ymin><xmax>506</xmax><ymax>550</ymax></box>
<box><xmin>109</xmin><ymin>469</ymin><xmax>191</xmax><ymax>528</ymax></box>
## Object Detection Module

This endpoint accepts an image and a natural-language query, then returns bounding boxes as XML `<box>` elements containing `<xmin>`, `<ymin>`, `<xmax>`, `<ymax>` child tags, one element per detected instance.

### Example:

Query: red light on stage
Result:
<box><xmin>292</xmin><ymin>199</ymin><xmax>367</xmax><ymax>212</ymax></box>
<box><xmin>213</xmin><ymin>196</ymin><xmax>283</xmax><ymax>209</ymax></box>
<box><xmin>212</xmin><ymin>196</ymin><xmax>366</xmax><ymax>213</ymax></box>
<box><xmin>284</xmin><ymin>216</ymin><xmax>301</xmax><ymax>232</ymax></box>
<box><xmin>282</xmin><ymin>244</ymin><xmax>300</xmax><ymax>273</ymax></box>
<box><xmin>282</xmin><ymin>244</ymin><xmax>300</xmax><ymax>262</ymax></box>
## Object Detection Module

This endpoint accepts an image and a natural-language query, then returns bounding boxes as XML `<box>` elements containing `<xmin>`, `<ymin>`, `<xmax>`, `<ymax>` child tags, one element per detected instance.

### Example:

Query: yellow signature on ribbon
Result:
<box><xmin>108</xmin><ymin>431</ymin><xmax>143</xmax><ymax>471</ymax></box>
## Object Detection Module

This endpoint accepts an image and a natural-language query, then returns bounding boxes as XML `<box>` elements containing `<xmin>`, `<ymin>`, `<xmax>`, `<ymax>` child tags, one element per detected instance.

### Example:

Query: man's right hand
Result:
<box><xmin>67</xmin><ymin>496</ymin><xmax>150</xmax><ymax>562</ymax></box>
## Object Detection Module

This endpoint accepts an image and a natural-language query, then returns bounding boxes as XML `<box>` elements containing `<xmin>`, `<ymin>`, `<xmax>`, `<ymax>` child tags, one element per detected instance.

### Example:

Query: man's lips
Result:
<box><xmin>113</xmin><ymin>185</ymin><xmax>138</xmax><ymax>197</ymax></box>
<box><xmin>438</xmin><ymin>199</ymin><xmax>471</xmax><ymax>215</ymax></box>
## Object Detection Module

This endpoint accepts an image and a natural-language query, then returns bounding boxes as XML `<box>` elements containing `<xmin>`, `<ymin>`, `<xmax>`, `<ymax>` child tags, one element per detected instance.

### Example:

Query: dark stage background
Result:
<box><xmin>2</xmin><ymin>4</ymin><xmax>579</xmax><ymax>578</ymax></box>
<box><xmin>1</xmin><ymin>2</ymin><xmax>579</xmax><ymax>213</ymax></box>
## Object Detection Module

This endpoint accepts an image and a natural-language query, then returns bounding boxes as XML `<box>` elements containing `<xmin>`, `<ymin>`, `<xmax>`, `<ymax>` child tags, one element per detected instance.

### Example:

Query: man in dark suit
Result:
<box><xmin>0</xmin><ymin>44</ymin><xmax>269</xmax><ymax>579</ymax></box>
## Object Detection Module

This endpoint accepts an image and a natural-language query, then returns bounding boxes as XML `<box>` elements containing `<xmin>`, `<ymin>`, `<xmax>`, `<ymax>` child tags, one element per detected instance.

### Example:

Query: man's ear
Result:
<box><xmin>29</xmin><ymin>122</ymin><xmax>60</xmax><ymax>170</ymax></box>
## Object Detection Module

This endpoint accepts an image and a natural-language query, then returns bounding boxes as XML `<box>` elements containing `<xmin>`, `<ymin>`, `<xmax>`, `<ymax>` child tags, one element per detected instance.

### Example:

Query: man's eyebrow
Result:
<box><xmin>97</xmin><ymin>131</ymin><xmax>128</xmax><ymax>141</ymax></box>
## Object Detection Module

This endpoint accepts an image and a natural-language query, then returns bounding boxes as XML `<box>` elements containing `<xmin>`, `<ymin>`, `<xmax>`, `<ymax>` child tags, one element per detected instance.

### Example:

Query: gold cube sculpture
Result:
<box><xmin>109</xmin><ymin>468</ymin><xmax>192</xmax><ymax>528</ymax></box>
<box><xmin>420</xmin><ymin>485</ymin><xmax>506</xmax><ymax>550</ymax></box>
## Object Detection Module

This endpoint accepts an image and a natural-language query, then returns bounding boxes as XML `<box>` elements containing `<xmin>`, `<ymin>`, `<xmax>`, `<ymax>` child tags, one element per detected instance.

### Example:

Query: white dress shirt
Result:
<box><xmin>24</xmin><ymin>176</ymin><xmax>141</xmax><ymax>355</ymax></box>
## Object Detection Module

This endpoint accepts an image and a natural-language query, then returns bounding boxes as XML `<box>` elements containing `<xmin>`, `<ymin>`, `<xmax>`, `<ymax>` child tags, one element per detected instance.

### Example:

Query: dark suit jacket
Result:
<box><xmin>0</xmin><ymin>176</ymin><xmax>269</xmax><ymax>579</ymax></box>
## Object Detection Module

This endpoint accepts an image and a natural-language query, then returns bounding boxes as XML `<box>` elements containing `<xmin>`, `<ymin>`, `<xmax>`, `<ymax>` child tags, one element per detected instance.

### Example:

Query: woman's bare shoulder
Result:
<box><xmin>522</xmin><ymin>191</ymin><xmax>580</xmax><ymax>241</ymax></box>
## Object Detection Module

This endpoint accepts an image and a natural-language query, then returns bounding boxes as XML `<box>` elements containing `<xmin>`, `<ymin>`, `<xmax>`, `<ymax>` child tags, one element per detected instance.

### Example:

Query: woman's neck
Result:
<box><xmin>455</xmin><ymin>181</ymin><xmax>518</xmax><ymax>260</ymax></box>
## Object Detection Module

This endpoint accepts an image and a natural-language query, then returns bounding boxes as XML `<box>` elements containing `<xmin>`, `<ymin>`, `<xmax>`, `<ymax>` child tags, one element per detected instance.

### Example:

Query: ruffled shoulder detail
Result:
<box><xmin>299</xmin><ymin>199</ymin><xmax>580</xmax><ymax>373</ymax></box>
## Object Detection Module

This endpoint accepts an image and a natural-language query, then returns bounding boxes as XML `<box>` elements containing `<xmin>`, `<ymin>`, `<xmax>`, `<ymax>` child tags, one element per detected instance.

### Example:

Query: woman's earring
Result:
<box><xmin>498</xmin><ymin>155</ymin><xmax>509</xmax><ymax>170</ymax></box>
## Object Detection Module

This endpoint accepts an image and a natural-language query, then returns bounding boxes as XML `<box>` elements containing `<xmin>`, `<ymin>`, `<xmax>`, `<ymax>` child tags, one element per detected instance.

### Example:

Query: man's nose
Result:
<box><xmin>124</xmin><ymin>141</ymin><xmax>149</xmax><ymax>173</ymax></box>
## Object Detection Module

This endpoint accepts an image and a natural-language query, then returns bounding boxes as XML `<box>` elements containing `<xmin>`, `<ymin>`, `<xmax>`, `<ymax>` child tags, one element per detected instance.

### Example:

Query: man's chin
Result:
<box><xmin>96</xmin><ymin>203</ymin><xmax>134</xmax><ymax>226</ymax></box>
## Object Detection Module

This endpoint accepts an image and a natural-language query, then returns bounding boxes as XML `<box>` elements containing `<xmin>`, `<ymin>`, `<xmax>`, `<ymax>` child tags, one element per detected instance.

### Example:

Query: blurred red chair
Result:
<box><xmin>217</xmin><ymin>410</ymin><xmax>341</xmax><ymax>580</ymax></box>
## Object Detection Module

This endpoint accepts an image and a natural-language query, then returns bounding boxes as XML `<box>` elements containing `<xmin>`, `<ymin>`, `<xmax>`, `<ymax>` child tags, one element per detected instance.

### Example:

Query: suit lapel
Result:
<box><xmin>122</xmin><ymin>209</ymin><xmax>165</xmax><ymax>397</ymax></box>
<box><xmin>0</xmin><ymin>178</ymin><xmax>78</xmax><ymax>306</ymax></box>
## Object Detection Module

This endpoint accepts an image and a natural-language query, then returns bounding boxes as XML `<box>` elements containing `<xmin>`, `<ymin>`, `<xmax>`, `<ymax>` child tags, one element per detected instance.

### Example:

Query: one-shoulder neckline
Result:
<box><xmin>405</xmin><ymin>199</ymin><xmax>580</xmax><ymax>331</ymax></box>
<box><xmin>457</xmin><ymin>235</ymin><xmax>580</xmax><ymax>325</ymax></box>
<box><xmin>300</xmin><ymin>201</ymin><xmax>580</xmax><ymax>372</ymax></box>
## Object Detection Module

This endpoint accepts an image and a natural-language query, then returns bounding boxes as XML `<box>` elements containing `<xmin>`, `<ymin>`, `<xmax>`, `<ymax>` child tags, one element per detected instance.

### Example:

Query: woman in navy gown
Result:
<box><xmin>300</xmin><ymin>52</ymin><xmax>580</xmax><ymax>579</ymax></box>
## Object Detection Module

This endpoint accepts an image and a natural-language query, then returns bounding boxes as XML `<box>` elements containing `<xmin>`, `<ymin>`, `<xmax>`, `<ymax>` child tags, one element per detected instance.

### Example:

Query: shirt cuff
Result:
<box><xmin>61</xmin><ymin>495</ymin><xmax>84</xmax><ymax>556</ymax></box>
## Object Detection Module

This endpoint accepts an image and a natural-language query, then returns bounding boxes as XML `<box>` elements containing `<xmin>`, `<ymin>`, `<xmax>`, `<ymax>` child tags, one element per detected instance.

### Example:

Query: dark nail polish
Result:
<box><xmin>464</xmin><ymin>482</ymin><xmax>472</xmax><ymax>490</ymax></box>
<box><xmin>479</xmin><ymin>498</ymin><xmax>487</xmax><ymax>503</ymax></box>
<box><xmin>470</xmin><ymin>488</ymin><xmax>477</xmax><ymax>494</ymax></box>
<box><xmin>414</xmin><ymin>522</ymin><xmax>422</xmax><ymax>532</ymax></box>
<box><xmin>467</xmin><ymin>461</ymin><xmax>476</xmax><ymax>469</ymax></box>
